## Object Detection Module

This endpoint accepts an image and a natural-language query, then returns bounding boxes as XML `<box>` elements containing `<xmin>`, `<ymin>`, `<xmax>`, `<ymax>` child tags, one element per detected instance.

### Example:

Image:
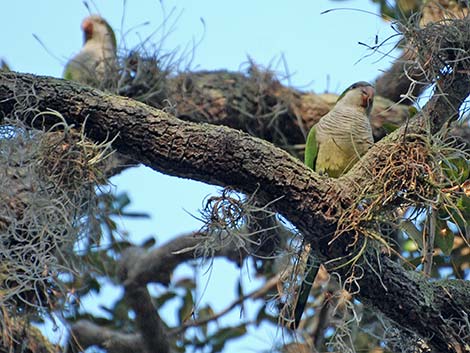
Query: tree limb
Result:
<box><xmin>359</xmin><ymin>253</ymin><xmax>470</xmax><ymax>353</ymax></box>
<box><xmin>168</xmin><ymin>271</ymin><xmax>282</xmax><ymax>336</ymax></box>
<box><xmin>124</xmin><ymin>286</ymin><xmax>170</xmax><ymax>353</ymax></box>
<box><xmin>66</xmin><ymin>320</ymin><xmax>144</xmax><ymax>353</ymax></box>
<box><xmin>118</xmin><ymin>232</ymin><xmax>246</xmax><ymax>287</ymax></box>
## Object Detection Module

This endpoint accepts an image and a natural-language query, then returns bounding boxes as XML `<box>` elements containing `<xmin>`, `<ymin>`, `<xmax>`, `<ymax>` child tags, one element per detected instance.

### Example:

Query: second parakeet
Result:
<box><xmin>293</xmin><ymin>81</ymin><xmax>375</xmax><ymax>328</ymax></box>
<box><xmin>63</xmin><ymin>15</ymin><xmax>117</xmax><ymax>86</ymax></box>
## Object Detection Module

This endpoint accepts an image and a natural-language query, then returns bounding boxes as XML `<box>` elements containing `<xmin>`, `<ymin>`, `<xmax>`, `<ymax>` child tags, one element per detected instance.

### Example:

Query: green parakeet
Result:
<box><xmin>63</xmin><ymin>15</ymin><xmax>117</xmax><ymax>85</ymax></box>
<box><xmin>304</xmin><ymin>81</ymin><xmax>375</xmax><ymax>177</ymax></box>
<box><xmin>293</xmin><ymin>81</ymin><xmax>375</xmax><ymax>329</ymax></box>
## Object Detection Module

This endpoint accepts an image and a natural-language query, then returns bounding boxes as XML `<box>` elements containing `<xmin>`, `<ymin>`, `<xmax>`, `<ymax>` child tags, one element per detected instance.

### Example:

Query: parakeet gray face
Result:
<box><xmin>337</xmin><ymin>81</ymin><xmax>375</xmax><ymax>115</ymax></box>
<box><xmin>82</xmin><ymin>18</ymin><xmax>94</xmax><ymax>42</ymax></box>
<box><xmin>81</xmin><ymin>16</ymin><xmax>117</xmax><ymax>50</ymax></box>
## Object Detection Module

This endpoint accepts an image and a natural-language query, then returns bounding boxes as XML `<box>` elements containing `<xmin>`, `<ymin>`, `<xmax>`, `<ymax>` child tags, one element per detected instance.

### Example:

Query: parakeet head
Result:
<box><xmin>336</xmin><ymin>81</ymin><xmax>375</xmax><ymax>115</ymax></box>
<box><xmin>81</xmin><ymin>15</ymin><xmax>117</xmax><ymax>50</ymax></box>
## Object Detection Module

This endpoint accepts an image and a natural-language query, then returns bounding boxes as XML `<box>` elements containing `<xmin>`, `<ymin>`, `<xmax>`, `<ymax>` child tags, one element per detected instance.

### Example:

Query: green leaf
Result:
<box><xmin>408</xmin><ymin>105</ymin><xmax>418</xmax><ymax>117</ymax></box>
<box><xmin>409</xmin><ymin>256</ymin><xmax>423</xmax><ymax>267</ymax></box>
<box><xmin>434</xmin><ymin>219</ymin><xmax>454</xmax><ymax>256</ymax></box>
<box><xmin>178</xmin><ymin>290</ymin><xmax>194</xmax><ymax>324</ymax></box>
<box><xmin>104</xmin><ymin>217</ymin><xmax>117</xmax><ymax>232</ymax></box>
<box><xmin>209</xmin><ymin>325</ymin><xmax>247</xmax><ymax>353</ymax></box>
<box><xmin>447</xmin><ymin>195</ymin><xmax>470</xmax><ymax>236</ymax></box>
<box><xmin>141</xmin><ymin>236</ymin><xmax>156</xmax><ymax>248</ymax></box>
<box><xmin>154</xmin><ymin>291</ymin><xmax>177</xmax><ymax>307</ymax></box>
<box><xmin>115</xmin><ymin>193</ymin><xmax>131</xmax><ymax>209</ymax></box>
<box><xmin>108</xmin><ymin>240</ymin><xmax>133</xmax><ymax>253</ymax></box>
<box><xmin>457</xmin><ymin>195</ymin><xmax>470</xmax><ymax>217</ymax></box>
<box><xmin>255</xmin><ymin>303</ymin><xmax>269</xmax><ymax>326</ymax></box>
<box><xmin>198</xmin><ymin>305</ymin><xmax>215</xmax><ymax>319</ymax></box>
<box><xmin>0</xmin><ymin>59</ymin><xmax>10</xmax><ymax>71</ymax></box>
<box><xmin>174</xmin><ymin>278</ymin><xmax>196</xmax><ymax>290</ymax></box>
<box><xmin>304</xmin><ymin>125</ymin><xmax>317</xmax><ymax>170</ymax></box>
<box><xmin>237</xmin><ymin>279</ymin><xmax>243</xmax><ymax>297</ymax></box>
<box><xmin>84</xmin><ymin>276</ymin><xmax>101</xmax><ymax>293</ymax></box>
<box><xmin>119</xmin><ymin>211</ymin><xmax>150</xmax><ymax>218</ymax></box>
<box><xmin>403</xmin><ymin>238</ymin><xmax>419</xmax><ymax>252</ymax></box>
<box><xmin>382</xmin><ymin>122</ymin><xmax>400</xmax><ymax>134</ymax></box>
<box><xmin>399</xmin><ymin>220</ymin><xmax>423</xmax><ymax>249</ymax></box>
<box><xmin>197</xmin><ymin>305</ymin><xmax>215</xmax><ymax>336</ymax></box>
<box><xmin>441</xmin><ymin>157</ymin><xmax>470</xmax><ymax>184</ymax></box>
<box><xmin>110</xmin><ymin>297</ymin><xmax>132</xmax><ymax>323</ymax></box>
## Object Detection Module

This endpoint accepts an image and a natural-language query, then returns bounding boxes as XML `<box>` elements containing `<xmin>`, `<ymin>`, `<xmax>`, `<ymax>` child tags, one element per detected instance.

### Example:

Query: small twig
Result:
<box><xmin>66</xmin><ymin>320</ymin><xmax>143</xmax><ymax>353</ymax></box>
<box><xmin>423</xmin><ymin>206</ymin><xmax>436</xmax><ymax>276</ymax></box>
<box><xmin>168</xmin><ymin>272</ymin><xmax>282</xmax><ymax>335</ymax></box>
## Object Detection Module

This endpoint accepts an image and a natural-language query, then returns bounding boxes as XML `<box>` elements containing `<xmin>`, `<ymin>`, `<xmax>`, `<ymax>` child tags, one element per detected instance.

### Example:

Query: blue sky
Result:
<box><xmin>1</xmin><ymin>1</ymin><xmax>400</xmax><ymax>351</ymax></box>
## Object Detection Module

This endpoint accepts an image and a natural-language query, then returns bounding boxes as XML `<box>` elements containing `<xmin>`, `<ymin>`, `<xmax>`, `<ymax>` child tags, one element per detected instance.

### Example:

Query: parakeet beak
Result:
<box><xmin>361</xmin><ymin>86</ymin><xmax>374</xmax><ymax>109</ymax></box>
<box><xmin>82</xmin><ymin>19</ymin><xmax>94</xmax><ymax>42</ymax></box>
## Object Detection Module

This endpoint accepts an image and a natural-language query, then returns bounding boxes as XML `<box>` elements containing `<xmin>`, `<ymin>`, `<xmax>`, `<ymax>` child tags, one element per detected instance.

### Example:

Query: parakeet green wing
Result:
<box><xmin>304</xmin><ymin>125</ymin><xmax>318</xmax><ymax>170</ymax></box>
<box><xmin>63</xmin><ymin>66</ymin><xmax>74</xmax><ymax>81</ymax></box>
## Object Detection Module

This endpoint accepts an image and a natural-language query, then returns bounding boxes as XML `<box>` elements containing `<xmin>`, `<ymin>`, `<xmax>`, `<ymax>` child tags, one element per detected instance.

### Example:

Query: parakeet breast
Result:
<box><xmin>315</xmin><ymin>106</ymin><xmax>373</xmax><ymax>177</ymax></box>
<box><xmin>315</xmin><ymin>138</ymin><xmax>361</xmax><ymax>177</ymax></box>
<box><xmin>64</xmin><ymin>40</ymin><xmax>116</xmax><ymax>85</ymax></box>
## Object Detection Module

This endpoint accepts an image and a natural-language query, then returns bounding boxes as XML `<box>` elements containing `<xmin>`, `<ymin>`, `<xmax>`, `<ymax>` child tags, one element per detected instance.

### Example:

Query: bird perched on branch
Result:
<box><xmin>304</xmin><ymin>81</ymin><xmax>375</xmax><ymax>177</ymax></box>
<box><xmin>293</xmin><ymin>81</ymin><xmax>375</xmax><ymax>329</ymax></box>
<box><xmin>63</xmin><ymin>15</ymin><xmax>117</xmax><ymax>86</ymax></box>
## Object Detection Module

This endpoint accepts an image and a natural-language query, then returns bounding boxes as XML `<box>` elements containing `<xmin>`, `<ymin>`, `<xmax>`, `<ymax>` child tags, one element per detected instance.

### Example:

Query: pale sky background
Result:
<box><xmin>1</xmin><ymin>1</ymin><xmax>400</xmax><ymax>351</ymax></box>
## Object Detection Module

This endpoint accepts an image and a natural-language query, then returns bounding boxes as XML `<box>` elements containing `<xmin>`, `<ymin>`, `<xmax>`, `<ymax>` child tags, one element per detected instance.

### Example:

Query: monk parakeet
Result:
<box><xmin>304</xmin><ymin>81</ymin><xmax>375</xmax><ymax>177</ymax></box>
<box><xmin>63</xmin><ymin>15</ymin><xmax>117</xmax><ymax>85</ymax></box>
<box><xmin>293</xmin><ymin>81</ymin><xmax>375</xmax><ymax>329</ymax></box>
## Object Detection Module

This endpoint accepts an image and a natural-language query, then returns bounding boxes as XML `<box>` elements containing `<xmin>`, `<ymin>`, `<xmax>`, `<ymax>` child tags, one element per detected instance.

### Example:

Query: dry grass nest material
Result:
<box><xmin>336</xmin><ymin>132</ymin><xmax>470</xmax><ymax>257</ymax></box>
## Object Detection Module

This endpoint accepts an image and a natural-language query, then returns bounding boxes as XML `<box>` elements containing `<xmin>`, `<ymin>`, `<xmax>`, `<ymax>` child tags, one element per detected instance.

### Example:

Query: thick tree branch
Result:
<box><xmin>0</xmin><ymin>72</ymin><xmax>336</xmax><ymax>241</ymax></box>
<box><xmin>124</xmin><ymin>286</ymin><xmax>170</xmax><ymax>353</ymax></box>
<box><xmin>66</xmin><ymin>320</ymin><xmax>144</xmax><ymax>353</ymax></box>
<box><xmin>359</xmin><ymin>253</ymin><xmax>470</xmax><ymax>353</ymax></box>
<box><xmin>118</xmin><ymin>231</ymin><xmax>250</xmax><ymax>287</ymax></box>
<box><xmin>68</xmin><ymin>246</ymin><xmax>169</xmax><ymax>353</ymax></box>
